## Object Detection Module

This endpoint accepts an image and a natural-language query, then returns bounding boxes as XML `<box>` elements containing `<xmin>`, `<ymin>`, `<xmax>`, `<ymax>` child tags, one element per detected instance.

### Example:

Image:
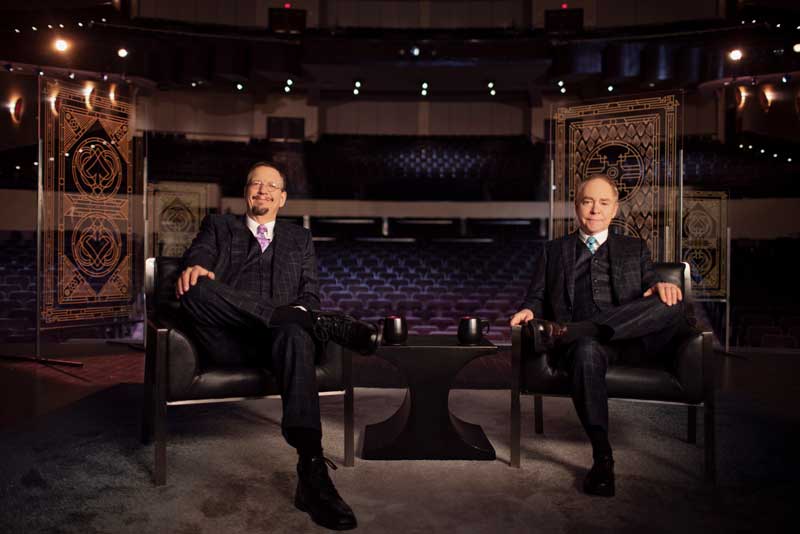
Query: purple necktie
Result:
<box><xmin>256</xmin><ymin>224</ymin><xmax>271</xmax><ymax>252</ymax></box>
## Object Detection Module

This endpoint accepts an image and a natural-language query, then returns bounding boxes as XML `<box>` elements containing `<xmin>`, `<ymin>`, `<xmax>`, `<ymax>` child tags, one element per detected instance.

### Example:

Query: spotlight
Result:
<box><xmin>760</xmin><ymin>148</ymin><xmax>765</xmax><ymax>154</ymax></box>
<box><xmin>59</xmin><ymin>24</ymin><xmax>64</xmax><ymax>29</ymax></box>
<box><xmin>557</xmin><ymin>80</ymin><xmax>564</xmax><ymax>87</ymax></box>
<box><xmin>102</xmin><ymin>73</ymin><xmax>108</xmax><ymax>81</ymax></box>
<box><xmin>32</xmin><ymin>26</ymin><xmax>38</xmax><ymax>31</ymax></box>
<box><xmin>411</xmin><ymin>46</ymin><xmax>420</xmax><ymax>57</ymax></box>
<box><xmin>789</xmin><ymin>158</ymin><xmax>793</xmax><ymax>163</ymax></box>
<box><xmin>751</xmin><ymin>19</ymin><xmax>756</xmax><ymax>24</ymax></box>
<box><xmin>421</xmin><ymin>82</ymin><xmax>428</xmax><ymax>89</ymax></box>
<box><xmin>777</xmin><ymin>24</ymin><xmax>782</xmax><ymax>28</ymax></box>
<box><xmin>739</xmin><ymin>144</ymin><xmax>744</xmax><ymax>148</ymax></box>
<box><xmin>488</xmin><ymin>82</ymin><xmax>495</xmax><ymax>89</ymax></box>
<box><xmin>117</xmin><ymin>48</ymin><xmax>128</xmax><ymax>58</ymax></box>
<box><xmin>101</xmin><ymin>18</ymin><xmax>107</xmax><ymax>23</ymax></box>
<box><xmin>354</xmin><ymin>80</ymin><xmax>362</xmax><ymax>88</ymax></box>
<box><xmin>607</xmin><ymin>85</ymin><xmax>614</xmax><ymax>92</ymax></box>
<box><xmin>191</xmin><ymin>81</ymin><xmax>197</xmax><ymax>87</ymax></box>
<box><xmin>68</xmin><ymin>72</ymin><xmax>75</xmax><ymax>79</ymax></box>
<box><xmin>14</xmin><ymin>28</ymin><xmax>20</xmax><ymax>33</ymax></box>
<box><xmin>284</xmin><ymin>86</ymin><xmax>291</xmax><ymax>93</ymax></box>
<box><xmin>751</xmin><ymin>77</ymin><xmax>757</xmax><ymax>86</ymax></box>
<box><xmin>773</xmin><ymin>153</ymin><xmax>778</xmax><ymax>158</ymax></box>
<box><xmin>286</xmin><ymin>78</ymin><xmax>293</xmax><ymax>86</ymax></box>
<box><xmin>728</xmin><ymin>49</ymin><xmax>743</xmax><ymax>61</ymax></box>
<box><xmin>54</xmin><ymin>38</ymin><xmax>69</xmax><ymax>52</ymax></box>
<box><xmin>78</xmin><ymin>22</ymin><xmax>84</xmax><ymax>27</ymax></box>
<box><xmin>421</xmin><ymin>89</ymin><xmax>428</xmax><ymax>96</ymax></box>
<box><xmin>793</xmin><ymin>43</ymin><xmax>800</xmax><ymax>53</ymax></box>
<box><xmin>4</xmin><ymin>64</ymin><xmax>13</xmax><ymax>72</ymax></box>
<box><xmin>37</xmin><ymin>68</ymin><xmax>44</xmax><ymax>76</ymax></box>
<box><xmin>15</xmin><ymin>165</ymin><xmax>20</xmax><ymax>170</ymax></box>
<box><xmin>34</xmin><ymin>162</ymin><xmax>38</xmax><ymax>166</ymax></box>
<box><xmin>748</xmin><ymin>145</ymin><xmax>753</xmax><ymax>149</ymax></box>
<box><xmin>47</xmin><ymin>24</ymin><xmax>53</xmax><ymax>29</ymax></box>
<box><xmin>560</xmin><ymin>87</ymin><xmax>566</xmax><ymax>94</ymax></box>
<box><xmin>236</xmin><ymin>83</ymin><xmax>244</xmax><ymax>91</ymax></box>
<box><xmin>353</xmin><ymin>88</ymin><xmax>359</xmax><ymax>95</ymax></box>
<box><xmin>782</xmin><ymin>75</ymin><xmax>789</xmax><ymax>84</ymax></box>
<box><xmin>490</xmin><ymin>89</ymin><xmax>496</xmax><ymax>96</ymax></box>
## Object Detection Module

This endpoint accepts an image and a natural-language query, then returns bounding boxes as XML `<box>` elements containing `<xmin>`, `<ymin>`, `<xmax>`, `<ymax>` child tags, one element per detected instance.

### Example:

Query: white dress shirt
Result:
<box><xmin>578</xmin><ymin>228</ymin><xmax>609</xmax><ymax>248</ymax></box>
<box><xmin>245</xmin><ymin>216</ymin><xmax>275</xmax><ymax>241</ymax></box>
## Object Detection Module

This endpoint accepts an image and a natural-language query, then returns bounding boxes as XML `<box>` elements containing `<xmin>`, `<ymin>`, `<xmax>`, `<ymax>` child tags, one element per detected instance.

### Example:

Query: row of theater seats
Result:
<box><xmin>733</xmin><ymin>309</ymin><xmax>800</xmax><ymax>349</ymax></box>
<box><xmin>314</xmin><ymin>238</ymin><xmax>541</xmax><ymax>344</ymax></box>
<box><xmin>305</xmin><ymin>134</ymin><xmax>542</xmax><ymax>201</ymax></box>
<box><xmin>0</xmin><ymin>237</ymin><xmax>37</xmax><ymax>341</ymax></box>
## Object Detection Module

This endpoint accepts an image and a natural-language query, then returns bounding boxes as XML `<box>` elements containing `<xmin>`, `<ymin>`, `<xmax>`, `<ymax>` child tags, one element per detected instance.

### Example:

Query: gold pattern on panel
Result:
<box><xmin>151</xmin><ymin>182</ymin><xmax>213</xmax><ymax>258</ymax></box>
<box><xmin>682</xmin><ymin>191</ymin><xmax>728</xmax><ymax>298</ymax></box>
<box><xmin>554</xmin><ymin>95</ymin><xmax>680</xmax><ymax>261</ymax></box>
<box><xmin>41</xmin><ymin>80</ymin><xmax>134</xmax><ymax>326</ymax></box>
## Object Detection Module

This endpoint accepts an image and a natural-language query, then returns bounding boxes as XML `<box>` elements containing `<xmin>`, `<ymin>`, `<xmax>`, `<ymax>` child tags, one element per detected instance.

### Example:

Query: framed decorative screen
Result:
<box><xmin>552</xmin><ymin>94</ymin><xmax>682</xmax><ymax>261</ymax></box>
<box><xmin>40</xmin><ymin>80</ymin><xmax>138</xmax><ymax>327</ymax></box>
<box><xmin>682</xmin><ymin>190</ymin><xmax>728</xmax><ymax>298</ymax></box>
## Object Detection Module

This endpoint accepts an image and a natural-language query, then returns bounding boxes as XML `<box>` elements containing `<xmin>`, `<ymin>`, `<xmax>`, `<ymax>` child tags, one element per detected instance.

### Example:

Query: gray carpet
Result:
<box><xmin>0</xmin><ymin>385</ymin><xmax>795</xmax><ymax>533</ymax></box>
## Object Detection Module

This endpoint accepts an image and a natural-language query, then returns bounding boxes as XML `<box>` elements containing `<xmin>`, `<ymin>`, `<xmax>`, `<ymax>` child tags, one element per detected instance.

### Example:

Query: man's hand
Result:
<box><xmin>176</xmin><ymin>265</ymin><xmax>215</xmax><ymax>298</ymax></box>
<box><xmin>510</xmin><ymin>308</ymin><xmax>535</xmax><ymax>326</ymax></box>
<box><xmin>643</xmin><ymin>282</ymin><xmax>682</xmax><ymax>306</ymax></box>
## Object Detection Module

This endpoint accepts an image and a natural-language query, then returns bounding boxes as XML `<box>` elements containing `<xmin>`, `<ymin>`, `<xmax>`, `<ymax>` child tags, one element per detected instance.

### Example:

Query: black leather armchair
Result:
<box><xmin>140</xmin><ymin>257</ymin><xmax>354</xmax><ymax>485</ymax></box>
<box><xmin>510</xmin><ymin>262</ymin><xmax>716</xmax><ymax>481</ymax></box>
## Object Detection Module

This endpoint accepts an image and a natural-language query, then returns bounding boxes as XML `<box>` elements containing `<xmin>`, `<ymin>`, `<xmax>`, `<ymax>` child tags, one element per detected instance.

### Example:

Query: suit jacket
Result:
<box><xmin>521</xmin><ymin>232</ymin><xmax>661</xmax><ymax>323</ymax></box>
<box><xmin>182</xmin><ymin>213</ymin><xmax>321</xmax><ymax>312</ymax></box>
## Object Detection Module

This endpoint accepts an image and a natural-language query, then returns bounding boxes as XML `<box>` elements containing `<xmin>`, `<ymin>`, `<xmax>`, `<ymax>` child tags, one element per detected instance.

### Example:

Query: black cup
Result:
<box><xmin>382</xmin><ymin>315</ymin><xmax>408</xmax><ymax>345</ymax></box>
<box><xmin>458</xmin><ymin>316</ymin><xmax>490</xmax><ymax>345</ymax></box>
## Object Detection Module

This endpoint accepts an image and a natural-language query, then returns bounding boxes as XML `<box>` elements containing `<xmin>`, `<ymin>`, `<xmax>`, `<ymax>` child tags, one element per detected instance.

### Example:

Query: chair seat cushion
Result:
<box><xmin>173</xmin><ymin>367</ymin><xmax>280</xmax><ymax>401</ymax></box>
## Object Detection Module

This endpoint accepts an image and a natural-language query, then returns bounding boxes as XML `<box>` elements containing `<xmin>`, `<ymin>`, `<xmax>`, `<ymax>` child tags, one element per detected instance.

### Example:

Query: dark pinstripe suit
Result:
<box><xmin>521</xmin><ymin>232</ymin><xmax>689</xmax><ymax>434</ymax></box>
<box><xmin>179</xmin><ymin>213</ymin><xmax>324</xmax><ymax>437</ymax></box>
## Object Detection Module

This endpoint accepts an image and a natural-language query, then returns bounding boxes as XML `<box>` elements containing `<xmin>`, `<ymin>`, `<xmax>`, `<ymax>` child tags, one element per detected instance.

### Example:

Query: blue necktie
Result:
<box><xmin>586</xmin><ymin>236</ymin><xmax>598</xmax><ymax>255</ymax></box>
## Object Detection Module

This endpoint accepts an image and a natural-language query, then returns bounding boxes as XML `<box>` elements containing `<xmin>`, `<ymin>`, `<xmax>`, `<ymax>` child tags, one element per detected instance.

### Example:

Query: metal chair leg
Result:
<box><xmin>534</xmin><ymin>395</ymin><xmax>544</xmax><ymax>434</ymax></box>
<box><xmin>343</xmin><ymin>349</ymin><xmax>354</xmax><ymax>467</ymax></box>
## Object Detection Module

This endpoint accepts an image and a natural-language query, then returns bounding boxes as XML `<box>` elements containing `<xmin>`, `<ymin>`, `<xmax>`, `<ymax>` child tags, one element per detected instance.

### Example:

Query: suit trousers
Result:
<box><xmin>179</xmin><ymin>277</ymin><xmax>322</xmax><ymax>438</ymax></box>
<box><xmin>564</xmin><ymin>295</ymin><xmax>690</xmax><ymax>434</ymax></box>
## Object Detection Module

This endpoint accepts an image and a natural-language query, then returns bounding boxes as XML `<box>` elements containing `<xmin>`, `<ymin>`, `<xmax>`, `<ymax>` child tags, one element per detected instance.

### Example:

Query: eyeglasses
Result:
<box><xmin>247</xmin><ymin>180</ymin><xmax>284</xmax><ymax>192</ymax></box>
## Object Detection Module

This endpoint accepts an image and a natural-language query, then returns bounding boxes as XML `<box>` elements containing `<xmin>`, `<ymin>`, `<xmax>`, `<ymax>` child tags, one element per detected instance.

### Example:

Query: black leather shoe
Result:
<box><xmin>295</xmin><ymin>456</ymin><xmax>357</xmax><ymax>530</ymax></box>
<box><xmin>312</xmin><ymin>311</ymin><xmax>379</xmax><ymax>355</ymax></box>
<box><xmin>583</xmin><ymin>456</ymin><xmax>615</xmax><ymax>497</ymax></box>
<box><xmin>524</xmin><ymin>319</ymin><xmax>569</xmax><ymax>352</ymax></box>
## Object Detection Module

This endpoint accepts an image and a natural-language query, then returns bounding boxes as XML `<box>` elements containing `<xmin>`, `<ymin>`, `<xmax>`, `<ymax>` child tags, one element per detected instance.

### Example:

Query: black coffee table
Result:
<box><xmin>358</xmin><ymin>335</ymin><xmax>498</xmax><ymax>460</ymax></box>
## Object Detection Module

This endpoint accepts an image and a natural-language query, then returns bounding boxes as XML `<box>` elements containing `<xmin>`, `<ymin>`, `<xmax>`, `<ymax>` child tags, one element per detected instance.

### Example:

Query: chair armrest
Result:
<box><xmin>673</xmin><ymin>330</ymin><xmax>710</xmax><ymax>404</ymax></box>
<box><xmin>146</xmin><ymin>315</ymin><xmax>201</xmax><ymax>400</ymax></box>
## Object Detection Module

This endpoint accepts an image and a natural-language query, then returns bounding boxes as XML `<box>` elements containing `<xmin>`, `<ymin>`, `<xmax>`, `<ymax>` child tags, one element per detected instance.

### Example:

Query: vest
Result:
<box><xmin>234</xmin><ymin>227</ymin><xmax>275</xmax><ymax>297</ymax></box>
<box><xmin>571</xmin><ymin>238</ymin><xmax>613</xmax><ymax>322</ymax></box>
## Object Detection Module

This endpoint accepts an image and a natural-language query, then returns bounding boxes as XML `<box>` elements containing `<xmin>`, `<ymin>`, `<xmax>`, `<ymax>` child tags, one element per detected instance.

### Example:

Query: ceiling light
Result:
<box><xmin>78</xmin><ymin>22</ymin><xmax>84</xmax><ymax>27</ymax></box>
<box><xmin>47</xmin><ymin>24</ymin><xmax>53</xmax><ymax>29</ymax></box>
<box><xmin>739</xmin><ymin>144</ymin><xmax>744</xmax><ymax>148</ymax></box>
<box><xmin>557</xmin><ymin>80</ymin><xmax>564</xmax><ymax>87</ymax></box>
<box><xmin>421</xmin><ymin>82</ymin><xmax>428</xmax><ymax>89</ymax></box>
<box><xmin>59</xmin><ymin>24</ymin><xmax>64</xmax><ymax>29</ymax></box>
<box><xmin>353</xmin><ymin>88</ymin><xmax>359</xmax><ymax>95</ymax></box>
<box><xmin>102</xmin><ymin>73</ymin><xmax>108</xmax><ymax>81</ymax></box>
<box><xmin>773</xmin><ymin>153</ymin><xmax>778</xmax><ymax>158</ymax></box>
<box><xmin>117</xmin><ymin>48</ymin><xmax>129</xmax><ymax>58</ymax></box>
<box><xmin>421</xmin><ymin>89</ymin><xmax>428</xmax><ymax>96</ymax></box>
<box><xmin>793</xmin><ymin>43</ymin><xmax>800</xmax><ymax>53</ymax></box>
<box><xmin>490</xmin><ymin>89</ymin><xmax>496</xmax><ymax>96</ymax></box>
<box><xmin>560</xmin><ymin>87</ymin><xmax>566</xmax><ymax>94</ymax></box>
<box><xmin>607</xmin><ymin>85</ymin><xmax>614</xmax><ymax>92</ymax></box>
<box><xmin>37</xmin><ymin>68</ymin><xmax>44</xmax><ymax>76</ymax></box>
<box><xmin>14</xmin><ymin>28</ymin><xmax>20</xmax><ymax>33</ymax></box>
<box><xmin>284</xmin><ymin>86</ymin><xmax>291</xmax><ymax>93</ymax></box>
<box><xmin>68</xmin><ymin>72</ymin><xmax>75</xmax><ymax>79</ymax></box>
<box><xmin>748</xmin><ymin>145</ymin><xmax>753</xmax><ymax>149</ymax></box>
<box><xmin>191</xmin><ymin>82</ymin><xmax>197</xmax><ymax>87</ymax></box>
<box><xmin>236</xmin><ymin>83</ymin><xmax>244</xmax><ymax>90</ymax></box>
<box><xmin>788</xmin><ymin>158</ymin><xmax>793</xmax><ymax>163</ymax></box>
<box><xmin>782</xmin><ymin>75</ymin><xmax>789</xmax><ymax>83</ymax></box>
<box><xmin>760</xmin><ymin>149</ymin><xmax>765</xmax><ymax>154</ymax></box>
<box><xmin>286</xmin><ymin>78</ymin><xmax>293</xmax><ymax>86</ymax></box>
<box><xmin>54</xmin><ymin>38</ymin><xmax>69</xmax><ymax>52</ymax></box>
<box><xmin>488</xmin><ymin>82</ymin><xmax>495</xmax><ymax>89</ymax></box>
<box><xmin>32</xmin><ymin>26</ymin><xmax>38</xmax><ymax>31</ymax></box>
<box><xmin>354</xmin><ymin>80</ymin><xmax>361</xmax><ymax>88</ymax></box>
<box><xmin>411</xmin><ymin>46</ymin><xmax>420</xmax><ymax>57</ymax></box>
<box><xmin>728</xmin><ymin>49</ymin><xmax>743</xmax><ymax>61</ymax></box>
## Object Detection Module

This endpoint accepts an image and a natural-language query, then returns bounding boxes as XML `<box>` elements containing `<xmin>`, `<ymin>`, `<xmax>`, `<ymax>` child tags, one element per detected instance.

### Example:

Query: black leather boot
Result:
<box><xmin>312</xmin><ymin>311</ymin><xmax>379</xmax><ymax>355</ymax></box>
<box><xmin>295</xmin><ymin>456</ymin><xmax>357</xmax><ymax>530</ymax></box>
<box><xmin>583</xmin><ymin>455</ymin><xmax>615</xmax><ymax>497</ymax></box>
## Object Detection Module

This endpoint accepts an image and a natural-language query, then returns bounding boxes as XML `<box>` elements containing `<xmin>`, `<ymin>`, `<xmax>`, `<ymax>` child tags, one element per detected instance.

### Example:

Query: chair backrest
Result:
<box><xmin>653</xmin><ymin>262</ymin><xmax>691</xmax><ymax>300</ymax></box>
